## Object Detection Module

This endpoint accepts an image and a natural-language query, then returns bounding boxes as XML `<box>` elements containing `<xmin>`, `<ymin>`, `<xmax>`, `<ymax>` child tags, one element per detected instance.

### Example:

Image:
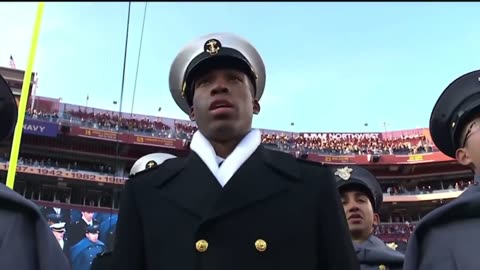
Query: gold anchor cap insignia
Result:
<box><xmin>204</xmin><ymin>38</ymin><xmax>221</xmax><ymax>55</ymax></box>
<box><xmin>145</xmin><ymin>160</ymin><xmax>157</xmax><ymax>169</ymax></box>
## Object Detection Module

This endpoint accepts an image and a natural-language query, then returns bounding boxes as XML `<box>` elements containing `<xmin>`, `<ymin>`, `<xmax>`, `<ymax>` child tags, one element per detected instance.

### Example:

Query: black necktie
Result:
<box><xmin>218</xmin><ymin>161</ymin><xmax>223</xmax><ymax>167</ymax></box>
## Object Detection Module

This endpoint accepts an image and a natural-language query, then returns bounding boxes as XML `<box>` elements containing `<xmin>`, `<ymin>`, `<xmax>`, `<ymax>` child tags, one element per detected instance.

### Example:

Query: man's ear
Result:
<box><xmin>456</xmin><ymin>147</ymin><xmax>472</xmax><ymax>167</ymax></box>
<box><xmin>373</xmin><ymin>213</ymin><xmax>380</xmax><ymax>226</ymax></box>
<box><xmin>253</xmin><ymin>99</ymin><xmax>260</xmax><ymax>115</ymax></box>
<box><xmin>189</xmin><ymin>106</ymin><xmax>196</xmax><ymax>121</ymax></box>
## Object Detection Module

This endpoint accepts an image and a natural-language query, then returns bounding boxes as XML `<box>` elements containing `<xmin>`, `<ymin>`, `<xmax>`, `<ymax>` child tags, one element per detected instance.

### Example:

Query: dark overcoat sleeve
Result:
<box><xmin>0</xmin><ymin>183</ymin><xmax>71</xmax><ymax>270</ymax></box>
<box><xmin>111</xmin><ymin>179</ymin><xmax>145</xmax><ymax>270</ymax></box>
<box><xmin>91</xmin><ymin>252</ymin><xmax>113</xmax><ymax>270</ymax></box>
<box><xmin>306</xmin><ymin>163</ymin><xmax>360</xmax><ymax>270</ymax></box>
<box><xmin>0</xmin><ymin>207</ymin><xmax>71</xmax><ymax>270</ymax></box>
<box><xmin>416</xmin><ymin>226</ymin><xmax>456</xmax><ymax>270</ymax></box>
<box><xmin>0</xmin><ymin>208</ymin><xmax>38</xmax><ymax>269</ymax></box>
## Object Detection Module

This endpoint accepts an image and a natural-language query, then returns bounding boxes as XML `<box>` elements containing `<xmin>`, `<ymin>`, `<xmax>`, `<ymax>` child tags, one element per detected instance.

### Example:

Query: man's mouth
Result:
<box><xmin>348</xmin><ymin>214</ymin><xmax>363</xmax><ymax>220</ymax></box>
<box><xmin>209</xmin><ymin>100</ymin><xmax>234</xmax><ymax>111</ymax></box>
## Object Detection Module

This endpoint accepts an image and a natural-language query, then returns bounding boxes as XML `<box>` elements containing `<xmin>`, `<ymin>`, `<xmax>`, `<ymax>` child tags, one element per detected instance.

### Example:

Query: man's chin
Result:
<box><xmin>349</xmin><ymin>225</ymin><xmax>367</xmax><ymax>236</ymax></box>
<box><xmin>206</xmin><ymin>123</ymin><xmax>237</xmax><ymax>141</ymax></box>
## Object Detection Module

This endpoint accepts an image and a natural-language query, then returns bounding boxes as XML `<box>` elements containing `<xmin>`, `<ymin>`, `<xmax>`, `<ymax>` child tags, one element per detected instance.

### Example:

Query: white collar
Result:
<box><xmin>215</xmin><ymin>156</ymin><xmax>225</xmax><ymax>165</ymax></box>
<box><xmin>190</xmin><ymin>129</ymin><xmax>261</xmax><ymax>187</ymax></box>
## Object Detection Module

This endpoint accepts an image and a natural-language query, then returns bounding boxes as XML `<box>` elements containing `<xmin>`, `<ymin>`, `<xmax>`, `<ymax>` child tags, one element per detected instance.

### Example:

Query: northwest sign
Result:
<box><xmin>301</xmin><ymin>132</ymin><xmax>381</xmax><ymax>140</ymax></box>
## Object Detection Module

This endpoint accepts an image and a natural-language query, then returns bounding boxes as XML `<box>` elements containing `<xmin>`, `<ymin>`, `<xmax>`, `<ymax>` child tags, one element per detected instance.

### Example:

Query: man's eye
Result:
<box><xmin>196</xmin><ymin>79</ymin><xmax>209</xmax><ymax>87</ymax></box>
<box><xmin>227</xmin><ymin>74</ymin><xmax>242</xmax><ymax>82</ymax></box>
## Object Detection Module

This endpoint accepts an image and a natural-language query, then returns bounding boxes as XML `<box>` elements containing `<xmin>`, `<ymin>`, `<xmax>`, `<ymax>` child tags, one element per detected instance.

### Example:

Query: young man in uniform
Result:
<box><xmin>403</xmin><ymin>70</ymin><xmax>480</xmax><ymax>270</ymax></box>
<box><xmin>0</xmin><ymin>74</ymin><xmax>71</xmax><ymax>269</ymax></box>
<box><xmin>333</xmin><ymin>165</ymin><xmax>405</xmax><ymax>270</ymax></box>
<box><xmin>111</xmin><ymin>32</ymin><xmax>359</xmax><ymax>270</ymax></box>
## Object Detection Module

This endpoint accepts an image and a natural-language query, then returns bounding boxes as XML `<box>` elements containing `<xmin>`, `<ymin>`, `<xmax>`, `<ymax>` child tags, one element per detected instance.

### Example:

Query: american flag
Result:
<box><xmin>9</xmin><ymin>55</ymin><xmax>16</xmax><ymax>69</ymax></box>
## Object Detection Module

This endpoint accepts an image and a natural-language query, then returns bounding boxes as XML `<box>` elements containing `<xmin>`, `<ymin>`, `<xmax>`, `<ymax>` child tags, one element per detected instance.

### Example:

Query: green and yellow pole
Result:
<box><xmin>6</xmin><ymin>2</ymin><xmax>45</xmax><ymax>190</ymax></box>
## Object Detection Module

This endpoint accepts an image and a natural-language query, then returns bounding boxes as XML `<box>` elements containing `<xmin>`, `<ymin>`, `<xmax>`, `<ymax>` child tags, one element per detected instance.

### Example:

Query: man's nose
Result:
<box><xmin>210</xmin><ymin>78</ymin><xmax>229</xmax><ymax>96</ymax></box>
<box><xmin>346</xmin><ymin>201</ymin><xmax>360</xmax><ymax>212</ymax></box>
<box><xmin>211</xmin><ymin>85</ymin><xmax>229</xmax><ymax>96</ymax></box>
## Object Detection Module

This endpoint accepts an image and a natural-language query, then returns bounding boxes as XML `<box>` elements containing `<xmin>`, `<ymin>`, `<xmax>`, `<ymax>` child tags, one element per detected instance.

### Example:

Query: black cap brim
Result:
<box><xmin>429</xmin><ymin>70</ymin><xmax>480</xmax><ymax>158</ymax></box>
<box><xmin>183</xmin><ymin>52</ymin><xmax>257</xmax><ymax>107</ymax></box>
<box><xmin>0</xmin><ymin>74</ymin><xmax>18</xmax><ymax>141</ymax></box>
<box><xmin>86</xmin><ymin>227</ymin><xmax>100</xmax><ymax>234</ymax></box>
<box><xmin>338</xmin><ymin>180</ymin><xmax>378</xmax><ymax>212</ymax></box>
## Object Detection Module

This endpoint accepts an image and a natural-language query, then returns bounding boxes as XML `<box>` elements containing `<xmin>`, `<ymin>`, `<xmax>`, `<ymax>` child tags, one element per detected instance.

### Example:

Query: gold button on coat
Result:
<box><xmin>195</xmin><ymin>239</ymin><xmax>208</xmax><ymax>252</ymax></box>
<box><xmin>378</xmin><ymin>265</ymin><xmax>387</xmax><ymax>270</ymax></box>
<box><xmin>255</xmin><ymin>239</ymin><xmax>267</xmax><ymax>252</ymax></box>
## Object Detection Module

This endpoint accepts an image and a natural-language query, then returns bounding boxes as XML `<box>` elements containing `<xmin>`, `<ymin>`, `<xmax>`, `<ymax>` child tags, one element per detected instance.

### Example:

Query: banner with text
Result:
<box><xmin>306</xmin><ymin>151</ymin><xmax>453</xmax><ymax>164</ymax></box>
<box><xmin>300</xmin><ymin>132</ymin><xmax>381</xmax><ymax>141</ymax></box>
<box><xmin>69</xmin><ymin>126</ymin><xmax>184</xmax><ymax>149</ymax></box>
<box><xmin>0</xmin><ymin>162</ymin><xmax>126</xmax><ymax>185</ymax></box>
<box><xmin>23</xmin><ymin>119</ymin><xmax>59</xmax><ymax>137</ymax></box>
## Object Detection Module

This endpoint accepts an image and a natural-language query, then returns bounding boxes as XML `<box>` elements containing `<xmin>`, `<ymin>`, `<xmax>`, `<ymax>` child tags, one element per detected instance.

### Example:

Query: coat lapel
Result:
<box><xmin>203</xmin><ymin>147</ymin><xmax>301</xmax><ymax>223</ymax></box>
<box><xmin>152</xmin><ymin>147</ymin><xmax>301</xmax><ymax>221</ymax></box>
<box><xmin>154</xmin><ymin>152</ymin><xmax>222</xmax><ymax>218</ymax></box>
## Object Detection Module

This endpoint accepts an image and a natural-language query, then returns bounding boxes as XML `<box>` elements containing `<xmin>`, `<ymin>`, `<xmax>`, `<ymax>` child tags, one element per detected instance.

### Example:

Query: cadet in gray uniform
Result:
<box><xmin>332</xmin><ymin>165</ymin><xmax>405</xmax><ymax>270</ymax></box>
<box><xmin>112</xmin><ymin>32</ymin><xmax>359</xmax><ymax>270</ymax></box>
<box><xmin>0</xmin><ymin>74</ymin><xmax>71</xmax><ymax>269</ymax></box>
<box><xmin>403</xmin><ymin>70</ymin><xmax>480</xmax><ymax>270</ymax></box>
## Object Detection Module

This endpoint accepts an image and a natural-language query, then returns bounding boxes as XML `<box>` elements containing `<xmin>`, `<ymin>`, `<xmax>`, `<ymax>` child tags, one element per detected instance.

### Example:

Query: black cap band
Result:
<box><xmin>450</xmin><ymin>92</ymin><xmax>480</xmax><ymax>149</ymax></box>
<box><xmin>183</xmin><ymin>47</ymin><xmax>257</xmax><ymax>107</ymax></box>
<box><xmin>339</xmin><ymin>181</ymin><xmax>378</xmax><ymax>212</ymax></box>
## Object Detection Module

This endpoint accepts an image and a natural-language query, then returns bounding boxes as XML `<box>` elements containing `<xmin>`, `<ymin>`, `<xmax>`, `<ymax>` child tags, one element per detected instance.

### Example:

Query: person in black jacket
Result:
<box><xmin>0</xmin><ymin>73</ymin><xmax>71</xmax><ymax>270</ymax></box>
<box><xmin>111</xmin><ymin>32</ymin><xmax>359</xmax><ymax>270</ymax></box>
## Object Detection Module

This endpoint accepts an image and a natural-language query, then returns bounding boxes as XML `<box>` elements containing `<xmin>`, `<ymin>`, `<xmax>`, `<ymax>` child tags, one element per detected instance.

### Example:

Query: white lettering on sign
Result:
<box><xmin>302</xmin><ymin>133</ymin><xmax>380</xmax><ymax>140</ymax></box>
<box><xmin>23</xmin><ymin>124</ymin><xmax>46</xmax><ymax>133</ymax></box>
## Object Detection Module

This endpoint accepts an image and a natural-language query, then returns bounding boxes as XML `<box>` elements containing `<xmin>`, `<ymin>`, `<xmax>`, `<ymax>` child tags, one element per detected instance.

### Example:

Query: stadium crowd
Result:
<box><xmin>1</xmin><ymin>152</ymin><xmax>116</xmax><ymax>176</ymax></box>
<box><xmin>375</xmin><ymin>222</ymin><xmax>414</xmax><ymax>242</ymax></box>
<box><xmin>26</xmin><ymin>106</ymin><xmax>436</xmax><ymax>156</ymax></box>
<box><xmin>383</xmin><ymin>178</ymin><xmax>475</xmax><ymax>195</ymax></box>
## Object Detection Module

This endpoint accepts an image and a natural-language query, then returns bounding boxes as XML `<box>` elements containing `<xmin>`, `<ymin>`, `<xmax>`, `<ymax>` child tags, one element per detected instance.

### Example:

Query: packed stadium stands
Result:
<box><xmin>27</xmin><ymin>103</ymin><xmax>436</xmax><ymax>156</ymax></box>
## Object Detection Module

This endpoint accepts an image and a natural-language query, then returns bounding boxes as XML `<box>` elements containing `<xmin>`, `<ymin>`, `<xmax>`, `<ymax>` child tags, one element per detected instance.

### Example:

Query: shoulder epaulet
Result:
<box><xmin>128</xmin><ymin>157</ymin><xmax>183</xmax><ymax>180</ymax></box>
<box><xmin>129</xmin><ymin>164</ymin><xmax>160</xmax><ymax>179</ymax></box>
